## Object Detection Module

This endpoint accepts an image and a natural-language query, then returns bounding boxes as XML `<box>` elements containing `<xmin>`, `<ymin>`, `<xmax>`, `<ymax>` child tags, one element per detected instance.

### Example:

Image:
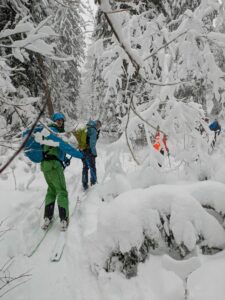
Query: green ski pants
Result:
<box><xmin>43</xmin><ymin>165</ymin><xmax>69</xmax><ymax>218</ymax></box>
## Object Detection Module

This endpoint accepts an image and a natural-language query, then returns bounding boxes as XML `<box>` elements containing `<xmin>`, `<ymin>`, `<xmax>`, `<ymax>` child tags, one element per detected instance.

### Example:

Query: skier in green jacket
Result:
<box><xmin>41</xmin><ymin>112</ymin><xmax>83</xmax><ymax>231</ymax></box>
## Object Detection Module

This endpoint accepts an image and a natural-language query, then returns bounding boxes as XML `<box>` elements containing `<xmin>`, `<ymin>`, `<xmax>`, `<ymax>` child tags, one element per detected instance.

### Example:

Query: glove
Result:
<box><xmin>64</xmin><ymin>157</ymin><xmax>71</xmax><ymax>167</ymax></box>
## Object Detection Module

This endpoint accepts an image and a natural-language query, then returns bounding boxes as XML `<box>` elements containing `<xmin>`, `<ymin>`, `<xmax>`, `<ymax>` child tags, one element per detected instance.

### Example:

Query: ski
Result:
<box><xmin>26</xmin><ymin>191</ymin><xmax>84</xmax><ymax>259</ymax></box>
<box><xmin>26</xmin><ymin>217</ymin><xmax>56</xmax><ymax>257</ymax></box>
<box><xmin>50</xmin><ymin>193</ymin><xmax>83</xmax><ymax>262</ymax></box>
<box><xmin>50</xmin><ymin>231</ymin><xmax>66</xmax><ymax>262</ymax></box>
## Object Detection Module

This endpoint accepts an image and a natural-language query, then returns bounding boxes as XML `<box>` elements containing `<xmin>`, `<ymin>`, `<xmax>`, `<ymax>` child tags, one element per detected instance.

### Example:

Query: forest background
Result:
<box><xmin>1</xmin><ymin>1</ymin><xmax>225</xmax><ymax>300</ymax></box>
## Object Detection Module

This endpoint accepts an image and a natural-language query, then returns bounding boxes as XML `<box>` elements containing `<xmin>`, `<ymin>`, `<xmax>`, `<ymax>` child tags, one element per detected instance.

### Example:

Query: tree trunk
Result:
<box><xmin>37</xmin><ymin>55</ymin><xmax>54</xmax><ymax>117</ymax></box>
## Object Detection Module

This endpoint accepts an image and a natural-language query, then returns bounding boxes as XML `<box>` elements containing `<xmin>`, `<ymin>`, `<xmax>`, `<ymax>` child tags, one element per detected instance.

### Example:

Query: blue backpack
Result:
<box><xmin>23</xmin><ymin>123</ymin><xmax>84</xmax><ymax>164</ymax></box>
<box><xmin>23</xmin><ymin>125</ymin><xmax>44</xmax><ymax>163</ymax></box>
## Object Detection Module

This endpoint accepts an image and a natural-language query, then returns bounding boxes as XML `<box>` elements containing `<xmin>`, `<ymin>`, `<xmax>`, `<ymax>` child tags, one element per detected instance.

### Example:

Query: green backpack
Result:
<box><xmin>73</xmin><ymin>127</ymin><xmax>88</xmax><ymax>150</ymax></box>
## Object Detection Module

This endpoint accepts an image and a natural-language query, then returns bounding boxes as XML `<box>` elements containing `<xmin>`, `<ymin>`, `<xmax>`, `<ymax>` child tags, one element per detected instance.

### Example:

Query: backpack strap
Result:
<box><xmin>43</xmin><ymin>151</ymin><xmax>65</xmax><ymax>169</ymax></box>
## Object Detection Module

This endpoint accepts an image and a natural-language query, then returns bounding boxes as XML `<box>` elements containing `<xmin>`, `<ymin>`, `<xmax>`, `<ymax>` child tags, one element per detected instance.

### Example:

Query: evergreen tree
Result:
<box><xmin>0</xmin><ymin>0</ymin><xmax>85</xmax><ymax>137</ymax></box>
<box><xmin>48</xmin><ymin>1</ymin><xmax>85</xmax><ymax>120</ymax></box>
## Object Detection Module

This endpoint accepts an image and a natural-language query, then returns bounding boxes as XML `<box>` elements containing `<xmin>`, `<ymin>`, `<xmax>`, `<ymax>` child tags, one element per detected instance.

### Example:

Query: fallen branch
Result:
<box><xmin>0</xmin><ymin>279</ymin><xmax>31</xmax><ymax>298</ymax></box>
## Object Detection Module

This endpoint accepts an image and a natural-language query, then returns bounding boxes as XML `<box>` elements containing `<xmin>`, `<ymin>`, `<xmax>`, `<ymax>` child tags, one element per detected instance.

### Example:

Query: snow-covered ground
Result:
<box><xmin>0</xmin><ymin>141</ymin><xmax>225</xmax><ymax>300</ymax></box>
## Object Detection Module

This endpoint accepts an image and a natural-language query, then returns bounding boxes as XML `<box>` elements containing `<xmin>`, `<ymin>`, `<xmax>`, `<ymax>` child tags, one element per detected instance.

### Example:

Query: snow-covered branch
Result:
<box><xmin>0</xmin><ymin>101</ymin><xmax>47</xmax><ymax>174</ymax></box>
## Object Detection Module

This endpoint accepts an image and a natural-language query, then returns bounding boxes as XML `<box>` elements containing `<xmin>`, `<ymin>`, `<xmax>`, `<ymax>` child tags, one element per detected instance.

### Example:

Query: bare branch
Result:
<box><xmin>0</xmin><ymin>258</ymin><xmax>13</xmax><ymax>273</ymax></box>
<box><xmin>0</xmin><ymin>218</ymin><xmax>12</xmax><ymax>239</ymax></box>
<box><xmin>54</xmin><ymin>0</ymin><xmax>72</xmax><ymax>8</ymax></box>
<box><xmin>130</xmin><ymin>98</ymin><xmax>166</xmax><ymax>135</ymax></box>
<box><xmin>0</xmin><ymin>101</ymin><xmax>47</xmax><ymax>174</ymax></box>
<box><xmin>0</xmin><ymin>278</ymin><xmax>31</xmax><ymax>298</ymax></box>
<box><xmin>0</xmin><ymin>218</ymin><xmax>8</xmax><ymax>228</ymax></box>
<box><xmin>141</xmin><ymin>78</ymin><xmax>192</xmax><ymax>87</ymax></box>
<box><xmin>0</xmin><ymin>96</ymin><xmax>36</xmax><ymax>107</ymax></box>
<box><xmin>13</xmin><ymin>107</ymin><xmax>27</xmax><ymax>128</ymax></box>
<box><xmin>125</xmin><ymin>95</ymin><xmax>140</xmax><ymax>165</ymax></box>
<box><xmin>106</xmin><ymin>9</ymin><xmax>131</xmax><ymax>14</ymax></box>
<box><xmin>0</xmin><ymin>230</ymin><xmax>32</xmax><ymax>297</ymax></box>
<box><xmin>0</xmin><ymin>228</ymin><xmax>12</xmax><ymax>238</ymax></box>
<box><xmin>100</xmin><ymin>5</ymin><xmax>187</xmax><ymax>88</ymax></box>
<box><xmin>144</xmin><ymin>30</ymin><xmax>188</xmax><ymax>62</ymax></box>
<box><xmin>0</xmin><ymin>144</ymin><xmax>17</xmax><ymax>150</ymax></box>
<box><xmin>0</xmin><ymin>269</ymin><xmax>31</xmax><ymax>291</ymax></box>
<box><xmin>101</xmin><ymin>9</ymin><xmax>140</xmax><ymax>74</ymax></box>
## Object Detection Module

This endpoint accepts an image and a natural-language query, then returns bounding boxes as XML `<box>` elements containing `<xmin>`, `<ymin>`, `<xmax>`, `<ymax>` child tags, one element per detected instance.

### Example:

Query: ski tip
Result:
<box><xmin>51</xmin><ymin>254</ymin><xmax>60</xmax><ymax>262</ymax></box>
<box><xmin>50</xmin><ymin>250</ymin><xmax>63</xmax><ymax>262</ymax></box>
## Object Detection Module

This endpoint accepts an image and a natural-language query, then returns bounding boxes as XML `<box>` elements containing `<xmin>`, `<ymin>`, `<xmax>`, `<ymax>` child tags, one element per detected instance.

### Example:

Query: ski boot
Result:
<box><xmin>60</xmin><ymin>219</ymin><xmax>69</xmax><ymax>231</ymax></box>
<box><xmin>41</xmin><ymin>217</ymin><xmax>51</xmax><ymax>230</ymax></box>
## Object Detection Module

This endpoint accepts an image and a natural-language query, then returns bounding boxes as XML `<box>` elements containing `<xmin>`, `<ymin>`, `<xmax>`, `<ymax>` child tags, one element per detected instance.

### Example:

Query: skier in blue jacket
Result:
<box><xmin>82</xmin><ymin>120</ymin><xmax>102</xmax><ymax>190</ymax></box>
<box><xmin>41</xmin><ymin>112</ymin><xmax>83</xmax><ymax>231</ymax></box>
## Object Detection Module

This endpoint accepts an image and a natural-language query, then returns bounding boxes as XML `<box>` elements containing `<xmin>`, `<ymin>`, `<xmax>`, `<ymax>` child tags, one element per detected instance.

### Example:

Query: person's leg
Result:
<box><xmin>43</xmin><ymin>171</ymin><xmax>57</xmax><ymax>220</ymax></box>
<box><xmin>89</xmin><ymin>155</ymin><xmax>97</xmax><ymax>185</ymax></box>
<box><xmin>160</xmin><ymin>149</ymin><xmax>165</xmax><ymax>156</ymax></box>
<box><xmin>52</xmin><ymin>166</ymin><xmax>69</xmax><ymax>221</ymax></box>
<box><xmin>157</xmin><ymin>149</ymin><xmax>164</xmax><ymax>167</ymax></box>
<box><xmin>212</xmin><ymin>132</ymin><xmax>217</xmax><ymax>148</ymax></box>
<box><xmin>82</xmin><ymin>159</ymin><xmax>89</xmax><ymax>190</ymax></box>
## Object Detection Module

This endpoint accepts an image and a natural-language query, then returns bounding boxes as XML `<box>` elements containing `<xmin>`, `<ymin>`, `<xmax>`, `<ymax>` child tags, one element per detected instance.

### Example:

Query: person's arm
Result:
<box><xmin>47</xmin><ymin>133</ymin><xmax>84</xmax><ymax>159</ymax></box>
<box><xmin>88</xmin><ymin>127</ymin><xmax>97</xmax><ymax>156</ymax></box>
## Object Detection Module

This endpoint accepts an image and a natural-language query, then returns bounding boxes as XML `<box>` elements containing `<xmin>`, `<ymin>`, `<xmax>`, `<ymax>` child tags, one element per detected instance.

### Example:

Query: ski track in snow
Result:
<box><xmin>0</xmin><ymin>158</ymin><xmax>105</xmax><ymax>300</ymax></box>
<box><xmin>1</xmin><ymin>144</ymin><xmax>225</xmax><ymax>300</ymax></box>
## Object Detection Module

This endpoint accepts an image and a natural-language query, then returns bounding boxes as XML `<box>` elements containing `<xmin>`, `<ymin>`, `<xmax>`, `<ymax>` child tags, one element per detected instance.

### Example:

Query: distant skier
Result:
<box><xmin>153</xmin><ymin>126</ymin><xmax>169</xmax><ymax>167</ymax></box>
<box><xmin>41</xmin><ymin>112</ymin><xmax>83</xmax><ymax>231</ymax></box>
<box><xmin>209</xmin><ymin>118</ymin><xmax>221</xmax><ymax>148</ymax></box>
<box><xmin>74</xmin><ymin>120</ymin><xmax>102</xmax><ymax>191</ymax></box>
<box><xmin>153</xmin><ymin>126</ymin><xmax>169</xmax><ymax>155</ymax></box>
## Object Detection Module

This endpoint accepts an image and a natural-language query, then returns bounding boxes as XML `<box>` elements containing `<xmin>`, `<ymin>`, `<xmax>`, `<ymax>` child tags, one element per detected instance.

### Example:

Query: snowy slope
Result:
<box><xmin>0</xmin><ymin>143</ymin><xmax>225</xmax><ymax>300</ymax></box>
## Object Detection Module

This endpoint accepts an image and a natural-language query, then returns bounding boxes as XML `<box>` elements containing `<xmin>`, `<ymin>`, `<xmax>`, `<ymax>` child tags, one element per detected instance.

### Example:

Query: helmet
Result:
<box><xmin>51</xmin><ymin>112</ymin><xmax>65</xmax><ymax>122</ymax></box>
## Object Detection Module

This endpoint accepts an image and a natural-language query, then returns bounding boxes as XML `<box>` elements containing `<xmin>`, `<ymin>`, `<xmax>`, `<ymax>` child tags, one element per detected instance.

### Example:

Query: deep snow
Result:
<box><xmin>0</xmin><ymin>142</ymin><xmax>225</xmax><ymax>300</ymax></box>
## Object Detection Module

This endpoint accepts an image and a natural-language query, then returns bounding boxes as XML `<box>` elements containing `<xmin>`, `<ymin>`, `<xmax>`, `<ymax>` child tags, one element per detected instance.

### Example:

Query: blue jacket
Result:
<box><xmin>87</xmin><ymin>120</ymin><xmax>100</xmax><ymax>156</ymax></box>
<box><xmin>24</xmin><ymin>124</ymin><xmax>83</xmax><ymax>164</ymax></box>
<box><xmin>46</xmin><ymin>125</ymin><xmax>84</xmax><ymax>161</ymax></box>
